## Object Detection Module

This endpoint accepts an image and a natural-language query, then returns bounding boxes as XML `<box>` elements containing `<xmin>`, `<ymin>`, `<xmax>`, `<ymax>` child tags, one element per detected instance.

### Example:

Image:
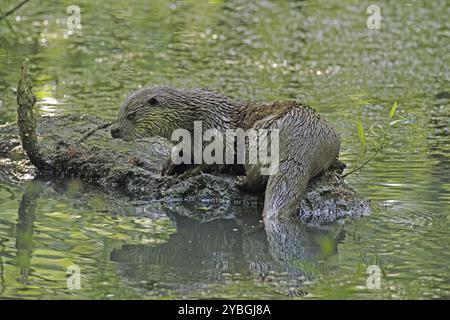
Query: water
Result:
<box><xmin>0</xmin><ymin>0</ymin><xmax>449</xmax><ymax>299</ymax></box>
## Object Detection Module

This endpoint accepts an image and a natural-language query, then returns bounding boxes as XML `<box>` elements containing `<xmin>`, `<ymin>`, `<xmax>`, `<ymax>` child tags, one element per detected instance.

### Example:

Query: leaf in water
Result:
<box><xmin>389</xmin><ymin>101</ymin><xmax>398</xmax><ymax>118</ymax></box>
<box><xmin>357</xmin><ymin>121</ymin><xmax>365</xmax><ymax>146</ymax></box>
<box><xmin>389</xmin><ymin>119</ymin><xmax>402</xmax><ymax>126</ymax></box>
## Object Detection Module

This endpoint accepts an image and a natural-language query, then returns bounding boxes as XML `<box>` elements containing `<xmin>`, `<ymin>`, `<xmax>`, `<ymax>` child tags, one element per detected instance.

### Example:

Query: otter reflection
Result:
<box><xmin>11</xmin><ymin>179</ymin><xmax>345</xmax><ymax>296</ymax></box>
<box><xmin>110</xmin><ymin>212</ymin><xmax>344</xmax><ymax>296</ymax></box>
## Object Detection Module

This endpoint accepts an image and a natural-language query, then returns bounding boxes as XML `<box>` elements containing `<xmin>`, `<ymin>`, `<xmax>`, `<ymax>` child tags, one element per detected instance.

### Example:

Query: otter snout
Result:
<box><xmin>111</xmin><ymin>126</ymin><xmax>120</xmax><ymax>139</ymax></box>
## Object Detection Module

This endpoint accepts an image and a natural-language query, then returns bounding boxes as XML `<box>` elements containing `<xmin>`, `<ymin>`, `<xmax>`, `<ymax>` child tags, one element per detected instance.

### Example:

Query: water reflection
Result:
<box><xmin>110</xmin><ymin>209</ymin><xmax>343</xmax><ymax>297</ymax></box>
<box><xmin>9</xmin><ymin>178</ymin><xmax>343</xmax><ymax>298</ymax></box>
<box><xmin>0</xmin><ymin>180</ymin><xmax>40</xmax><ymax>294</ymax></box>
<box><xmin>15</xmin><ymin>181</ymin><xmax>39</xmax><ymax>284</ymax></box>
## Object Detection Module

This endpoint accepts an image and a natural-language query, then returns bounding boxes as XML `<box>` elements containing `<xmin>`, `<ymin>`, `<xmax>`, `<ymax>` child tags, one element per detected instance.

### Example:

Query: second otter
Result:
<box><xmin>111</xmin><ymin>87</ymin><xmax>340</xmax><ymax>221</ymax></box>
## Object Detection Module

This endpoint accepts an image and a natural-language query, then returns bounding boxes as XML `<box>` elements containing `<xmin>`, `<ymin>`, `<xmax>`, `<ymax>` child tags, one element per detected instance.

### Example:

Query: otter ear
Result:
<box><xmin>147</xmin><ymin>97</ymin><xmax>159</xmax><ymax>106</ymax></box>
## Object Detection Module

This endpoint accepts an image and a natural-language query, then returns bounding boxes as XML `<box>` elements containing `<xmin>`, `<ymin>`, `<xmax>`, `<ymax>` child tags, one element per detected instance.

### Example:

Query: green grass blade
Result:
<box><xmin>357</xmin><ymin>121</ymin><xmax>365</xmax><ymax>145</ymax></box>
<box><xmin>389</xmin><ymin>101</ymin><xmax>398</xmax><ymax>118</ymax></box>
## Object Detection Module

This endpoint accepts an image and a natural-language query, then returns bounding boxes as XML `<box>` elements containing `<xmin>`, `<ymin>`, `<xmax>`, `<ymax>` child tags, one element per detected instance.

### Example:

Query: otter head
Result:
<box><xmin>111</xmin><ymin>87</ymin><xmax>198</xmax><ymax>141</ymax></box>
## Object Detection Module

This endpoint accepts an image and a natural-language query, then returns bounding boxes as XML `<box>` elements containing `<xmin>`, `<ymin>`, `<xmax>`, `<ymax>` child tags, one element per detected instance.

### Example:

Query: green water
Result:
<box><xmin>0</xmin><ymin>0</ymin><xmax>449</xmax><ymax>299</ymax></box>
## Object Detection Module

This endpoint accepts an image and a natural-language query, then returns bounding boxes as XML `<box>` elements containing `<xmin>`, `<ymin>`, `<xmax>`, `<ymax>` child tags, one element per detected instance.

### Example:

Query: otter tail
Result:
<box><xmin>262</xmin><ymin>108</ymin><xmax>340</xmax><ymax>221</ymax></box>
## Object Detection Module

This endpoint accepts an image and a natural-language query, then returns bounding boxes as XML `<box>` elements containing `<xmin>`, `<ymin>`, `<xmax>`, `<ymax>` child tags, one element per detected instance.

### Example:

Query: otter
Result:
<box><xmin>111</xmin><ymin>87</ymin><xmax>340</xmax><ymax>221</ymax></box>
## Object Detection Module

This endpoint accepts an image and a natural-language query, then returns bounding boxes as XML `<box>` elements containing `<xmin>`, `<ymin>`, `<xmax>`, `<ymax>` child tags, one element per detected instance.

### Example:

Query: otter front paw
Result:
<box><xmin>179</xmin><ymin>166</ymin><xmax>204</xmax><ymax>179</ymax></box>
<box><xmin>236</xmin><ymin>175</ymin><xmax>250</xmax><ymax>192</ymax></box>
<box><xmin>236</xmin><ymin>174</ymin><xmax>268</xmax><ymax>194</ymax></box>
<box><xmin>161</xmin><ymin>159</ymin><xmax>177</xmax><ymax>176</ymax></box>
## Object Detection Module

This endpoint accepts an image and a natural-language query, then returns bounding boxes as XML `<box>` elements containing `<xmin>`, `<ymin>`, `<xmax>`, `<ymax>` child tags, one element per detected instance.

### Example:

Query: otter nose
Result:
<box><xmin>111</xmin><ymin>127</ymin><xmax>120</xmax><ymax>138</ymax></box>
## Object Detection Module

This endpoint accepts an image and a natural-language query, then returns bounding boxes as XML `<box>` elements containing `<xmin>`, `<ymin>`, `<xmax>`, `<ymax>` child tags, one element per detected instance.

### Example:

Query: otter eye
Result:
<box><xmin>147</xmin><ymin>97</ymin><xmax>159</xmax><ymax>106</ymax></box>
<box><xmin>127</xmin><ymin>111</ymin><xmax>137</xmax><ymax>121</ymax></box>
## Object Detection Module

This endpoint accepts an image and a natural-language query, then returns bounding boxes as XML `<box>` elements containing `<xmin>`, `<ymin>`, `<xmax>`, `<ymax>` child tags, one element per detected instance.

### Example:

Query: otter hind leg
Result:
<box><xmin>263</xmin><ymin>161</ymin><xmax>309</xmax><ymax>221</ymax></box>
<box><xmin>262</xmin><ymin>110</ymin><xmax>340</xmax><ymax>220</ymax></box>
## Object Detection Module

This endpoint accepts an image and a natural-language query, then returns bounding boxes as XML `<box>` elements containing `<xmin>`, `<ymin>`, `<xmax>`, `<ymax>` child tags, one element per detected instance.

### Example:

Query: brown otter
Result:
<box><xmin>111</xmin><ymin>87</ymin><xmax>340</xmax><ymax>221</ymax></box>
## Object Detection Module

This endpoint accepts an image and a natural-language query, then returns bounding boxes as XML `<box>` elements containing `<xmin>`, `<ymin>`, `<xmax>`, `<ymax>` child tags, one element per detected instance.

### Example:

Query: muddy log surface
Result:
<box><xmin>1</xmin><ymin>61</ymin><xmax>372</xmax><ymax>223</ymax></box>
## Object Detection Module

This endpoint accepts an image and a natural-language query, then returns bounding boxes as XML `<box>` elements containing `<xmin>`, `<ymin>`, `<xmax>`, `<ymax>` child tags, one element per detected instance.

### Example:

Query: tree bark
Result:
<box><xmin>16</xmin><ymin>60</ymin><xmax>50</xmax><ymax>171</ymax></box>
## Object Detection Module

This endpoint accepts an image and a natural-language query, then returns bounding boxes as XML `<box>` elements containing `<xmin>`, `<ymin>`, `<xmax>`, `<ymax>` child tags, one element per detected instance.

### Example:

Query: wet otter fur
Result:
<box><xmin>111</xmin><ymin>87</ymin><xmax>340</xmax><ymax>221</ymax></box>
